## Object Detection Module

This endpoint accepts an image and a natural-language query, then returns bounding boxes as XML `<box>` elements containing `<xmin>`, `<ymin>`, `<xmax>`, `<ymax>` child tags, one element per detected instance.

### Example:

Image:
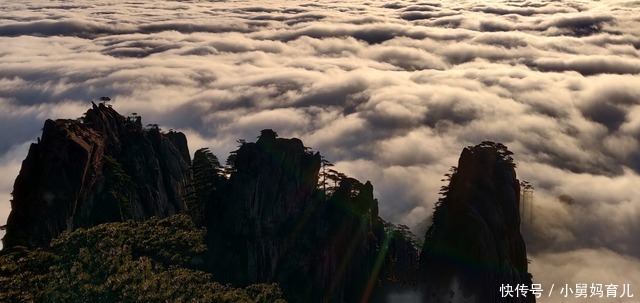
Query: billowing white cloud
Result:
<box><xmin>1</xmin><ymin>0</ymin><xmax>639</xmax><ymax>293</ymax></box>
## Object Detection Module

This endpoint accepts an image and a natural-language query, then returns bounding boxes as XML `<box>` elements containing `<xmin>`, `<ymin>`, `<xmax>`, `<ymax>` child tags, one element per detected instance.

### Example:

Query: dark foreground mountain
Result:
<box><xmin>1</xmin><ymin>105</ymin><xmax>534</xmax><ymax>302</ymax></box>
<box><xmin>3</xmin><ymin>102</ymin><xmax>191</xmax><ymax>248</ymax></box>
<box><xmin>419</xmin><ymin>142</ymin><xmax>535</xmax><ymax>303</ymax></box>
<box><xmin>204</xmin><ymin>129</ymin><xmax>419</xmax><ymax>302</ymax></box>
<box><xmin>1</xmin><ymin>105</ymin><xmax>419</xmax><ymax>302</ymax></box>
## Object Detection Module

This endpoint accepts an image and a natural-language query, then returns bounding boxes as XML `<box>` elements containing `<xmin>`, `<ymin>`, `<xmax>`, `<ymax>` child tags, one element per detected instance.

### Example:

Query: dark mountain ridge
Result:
<box><xmin>2</xmin><ymin>105</ymin><xmax>534</xmax><ymax>302</ymax></box>
<box><xmin>204</xmin><ymin>130</ymin><xmax>420</xmax><ymax>302</ymax></box>
<box><xmin>3</xmin><ymin>102</ymin><xmax>191</xmax><ymax>248</ymax></box>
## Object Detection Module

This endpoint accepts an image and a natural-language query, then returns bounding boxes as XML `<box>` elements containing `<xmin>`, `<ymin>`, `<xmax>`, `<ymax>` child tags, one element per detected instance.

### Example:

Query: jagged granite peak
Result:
<box><xmin>2</xmin><ymin>106</ymin><xmax>421</xmax><ymax>302</ymax></box>
<box><xmin>212</xmin><ymin>130</ymin><xmax>322</xmax><ymax>237</ymax></box>
<box><xmin>419</xmin><ymin>142</ymin><xmax>535</xmax><ymax>303</ymax></box>
<box><xmin>206</xmin><ymin>131</ymin><xmax>322</xmax><ymax>285</ymax></box>
<box><xmin>206</xmin><ymin>130</ymin><xmax>419</xmax><ymax>302</ymax></box>
<box><xmin>3</xmin><ymin>103</ymin><xmax>191</xmax><ymax>248</ymax></box>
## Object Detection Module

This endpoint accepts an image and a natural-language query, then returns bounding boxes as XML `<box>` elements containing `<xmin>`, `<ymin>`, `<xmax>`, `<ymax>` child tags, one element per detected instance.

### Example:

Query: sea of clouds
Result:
<box><xmin>1</xmin><ymin>0</ymin><xmax>639</xmax><ymax>301</ymax></box>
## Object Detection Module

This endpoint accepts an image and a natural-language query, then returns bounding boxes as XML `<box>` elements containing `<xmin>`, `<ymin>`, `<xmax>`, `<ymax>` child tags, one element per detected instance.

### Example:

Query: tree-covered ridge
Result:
<box><xmin>2</xmin><ymin>103</ymin><xmax>538</xmax><ymax>302</ymax></box>
<box><xmin>0</xmin><ymin>215</ymin><xmax>286</xmax><ymax>303</ymax></box>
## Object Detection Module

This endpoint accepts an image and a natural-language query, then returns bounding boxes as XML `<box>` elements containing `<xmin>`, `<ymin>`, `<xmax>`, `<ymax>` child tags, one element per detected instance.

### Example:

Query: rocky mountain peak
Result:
<box><xmin>206</xmin><ymin>130</ymin><xmax>420</xmax><ymax>302</ymax></box>
<box><xmin>3</xmin><ymin>104</ymin><xmax>191</xmax><ymax>248</ymax></box>
<box><xmin>419</xmin><ymin>141</ymin><xmax>534</xmax><ymax>303</ymax></box>
<box><xmin>2</xmin><ymin>104</ymin><xmax>536</xmax><ymax>303</ymax></box>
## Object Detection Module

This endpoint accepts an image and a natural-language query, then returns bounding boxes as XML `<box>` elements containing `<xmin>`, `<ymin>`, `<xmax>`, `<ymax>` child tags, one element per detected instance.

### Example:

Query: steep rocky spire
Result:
<box><xmin>419</xmin><ymin>142</ymin><xmax>535</xmax><ymax>303</ymax></box>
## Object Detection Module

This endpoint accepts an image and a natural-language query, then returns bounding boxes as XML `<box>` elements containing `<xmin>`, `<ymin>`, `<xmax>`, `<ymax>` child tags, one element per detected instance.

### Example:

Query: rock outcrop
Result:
<box><xmin>419</xmin><ymin>142</ymin><xmax>535</xmax><ymax>303</ymax></box>
<box><xmin>2</xmin><ymin>107</ymin><xmax>420</xmax><ymax>302</ymax></box>
<box><xmin>8</xmin><ymin>105</ymin><xmax>547</xmax><ymax>303</ymax></box>
<box><xmin>206</xmin><ymin>130</ymin><xmax>419</xmax><ymax>302</ymax></box>
<box><xmin>3</xmin><ymin>103</ymin><xmax>191</xmax><ymax>248</ymax></box>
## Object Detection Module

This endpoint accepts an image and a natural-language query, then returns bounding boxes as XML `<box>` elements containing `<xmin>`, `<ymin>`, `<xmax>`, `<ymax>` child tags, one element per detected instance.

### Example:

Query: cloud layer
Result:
<box><xmin>1</xmin><ymin>0</ymin><xmax>639</xmax><ymax>300</ymax></box>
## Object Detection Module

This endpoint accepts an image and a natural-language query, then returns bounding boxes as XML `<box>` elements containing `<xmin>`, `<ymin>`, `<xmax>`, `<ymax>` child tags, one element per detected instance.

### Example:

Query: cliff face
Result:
<box><xmin>419</xmin><ymin>142</ymin><xmax>534</xmax><ymax>303</ymax></box>
<box><xmin>2</xmin><ymin>104</ymin><xmax>539</xmax><ymax>302</ymax></box>
<box><xmin>2</xmin><ymin>107</ymin><xmax>420</xmax><ymax>302</ymax></box>
<box><xmin>206</xmin><ymin>131</ymin><xmax>419</xmax><ymax>302</ymax></box>
<box><xmin>3</xmin><ymin>103</ymin><xmax>191</xmax><ymax>248</ymax></box>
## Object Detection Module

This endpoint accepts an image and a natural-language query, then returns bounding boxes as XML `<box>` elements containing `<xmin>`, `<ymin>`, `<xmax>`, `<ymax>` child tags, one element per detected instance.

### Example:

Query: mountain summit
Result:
<box><xmin>2</xmin><ymin>106</ymin><xmax>535</xmax><ymax>302</ymax></box>
<box><xmin>419</xmin><ymin>142</ymin><xmax>535</xmax><ymax>303</ymax></box>
<box><xmin>204</xmin><ymin>128</ymin><xmax>420</xmax><ymax>302</ymax></box>
<box><xmin>3</xmin><ymin>103</ymin><xmax>191</xmax><ymax>248</ymax></box>
<box><xmin>2</xmin><ymin>106</ymin><xmax>420</xmax><ymax>302</ymax></box>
